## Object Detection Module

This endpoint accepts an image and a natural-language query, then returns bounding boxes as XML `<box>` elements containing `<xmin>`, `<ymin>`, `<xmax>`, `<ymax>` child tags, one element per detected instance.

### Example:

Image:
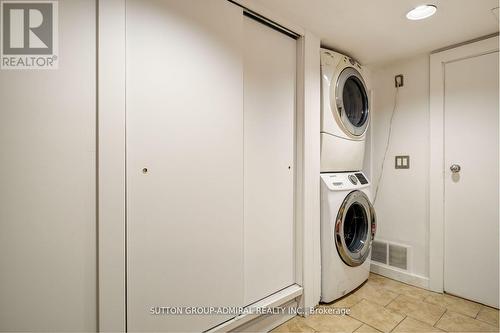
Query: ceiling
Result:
<box><xmin>254</xmin><ymin>0</ymin><xmax>499</xmax><ymax>65</ymax></box>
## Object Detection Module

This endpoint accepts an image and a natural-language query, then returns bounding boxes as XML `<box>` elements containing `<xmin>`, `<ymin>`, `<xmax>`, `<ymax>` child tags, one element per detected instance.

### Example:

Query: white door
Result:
<box><xmin>126</xmin><ymin>1</ymin><xmax>244</xmax><ymax>331</ymax></box>
<box><xmin>443</xmin><ymin>50</ymin><xmax>499</xmax><ymax>308</ymax></box>
<box><xmin>243</xmin><ymin>16</ymin><xmax>296</xmax><ymax>305</ymax></box>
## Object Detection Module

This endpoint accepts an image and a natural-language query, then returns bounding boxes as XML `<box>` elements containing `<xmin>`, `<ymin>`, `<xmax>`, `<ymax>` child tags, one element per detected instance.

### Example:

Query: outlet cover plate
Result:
<box><xmin>395</xmin><ymin>155</ymin><xmax>410</xmax><ymax>169</ymax></box>
<box><xmin>395</xmin><ymin>74</ymin><xmax>404</xmax><ymax>87</ymax></box>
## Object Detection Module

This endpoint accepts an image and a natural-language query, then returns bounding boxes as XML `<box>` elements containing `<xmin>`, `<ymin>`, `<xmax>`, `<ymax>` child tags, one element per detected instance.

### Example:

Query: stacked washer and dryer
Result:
<box><xmin>320</xmin><ymin>48</ymin><xmax>377</xmax><ymax>303</ymax></box>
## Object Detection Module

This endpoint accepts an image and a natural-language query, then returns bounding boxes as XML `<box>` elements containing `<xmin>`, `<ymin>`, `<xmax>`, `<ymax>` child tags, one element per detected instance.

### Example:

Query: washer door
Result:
<box><xmin>335</xmin><ymin>190</ymin><xmax>376</xmax><ymax>267</ymax></box>
<box><xmin>335</xmin><ymin>67</ymin><xmax>369</xmax><ymax>137</ymax></box>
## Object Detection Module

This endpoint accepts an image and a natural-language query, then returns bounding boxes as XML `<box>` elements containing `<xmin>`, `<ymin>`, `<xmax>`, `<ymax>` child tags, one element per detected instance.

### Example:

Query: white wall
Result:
<box><xmin>0</xmin><ymin>1</ymin><xmax>97</xmax><ymax>331</ymax></box>
<box><xmin>369</xmin><ymin>55</ymin><xmax>430</xmax><ymax>279</ymax></box>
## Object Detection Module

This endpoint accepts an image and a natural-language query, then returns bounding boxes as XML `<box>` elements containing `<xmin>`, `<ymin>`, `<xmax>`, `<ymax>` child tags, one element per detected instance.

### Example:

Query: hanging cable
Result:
<box><xmin>373</xmin><ymin>86</ymin><xmax>399</xmax><ymax>205</ymax></box>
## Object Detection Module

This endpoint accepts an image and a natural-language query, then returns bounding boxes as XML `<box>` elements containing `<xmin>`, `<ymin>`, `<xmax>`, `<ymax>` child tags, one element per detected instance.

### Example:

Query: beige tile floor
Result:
<box><xmin>273</xmin><ymin>273</ymin><xmax>499</xmax><ymax>333</ymax></box>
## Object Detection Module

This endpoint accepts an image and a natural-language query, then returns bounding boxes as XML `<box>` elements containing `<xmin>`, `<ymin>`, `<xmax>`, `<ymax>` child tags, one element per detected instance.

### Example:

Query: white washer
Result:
<box><xmin>320</xmin><ymin>172</ymin><xmax>376</xmax><ymax>303</ymax></box>
<box><xmin>321</xmin><ymin>48</ymin><xmax>370</xmax><ymax>172</ymax></box>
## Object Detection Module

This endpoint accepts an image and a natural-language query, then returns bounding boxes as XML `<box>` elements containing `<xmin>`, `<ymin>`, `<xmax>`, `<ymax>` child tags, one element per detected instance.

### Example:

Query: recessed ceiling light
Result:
<box><xmin>406</xmin><ymin>5</ymin><xmax>437</xmax><ymax>20</ymax></box>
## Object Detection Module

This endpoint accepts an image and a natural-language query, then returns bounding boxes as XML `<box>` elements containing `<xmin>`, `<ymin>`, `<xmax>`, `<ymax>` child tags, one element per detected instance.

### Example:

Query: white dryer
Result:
<box><xmin>320</xmin><ymin>48</ymin><xmax>370</xmax><ymax>172</ymax></box>
<box><xmin>320</xmin><ymin>172</ymin><xmax>376</xmax><ymax>303</ymax></box>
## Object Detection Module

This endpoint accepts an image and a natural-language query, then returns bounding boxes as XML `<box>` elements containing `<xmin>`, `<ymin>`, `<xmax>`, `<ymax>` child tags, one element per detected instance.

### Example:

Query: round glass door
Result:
<box><xmin>344</xmin><ymin>202</ymin><xmax>368</xmax><ymax>253</ymax></box>
<box><xmin>335</xmin><ymin>67</ymin><xmax>369</xmax><ymax>137</ymax></box>
<box><xmin>335</xmin><ymin>190</ymin><xmax>376</xmax><ymax>267</ymax></box>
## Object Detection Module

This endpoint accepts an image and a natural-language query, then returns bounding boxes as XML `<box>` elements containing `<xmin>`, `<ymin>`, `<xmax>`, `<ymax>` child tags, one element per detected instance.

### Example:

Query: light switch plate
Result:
<box><xmin>395</xmin><ymin>155</ymin><xmax>410</xmax><ymax>169</ymax></box>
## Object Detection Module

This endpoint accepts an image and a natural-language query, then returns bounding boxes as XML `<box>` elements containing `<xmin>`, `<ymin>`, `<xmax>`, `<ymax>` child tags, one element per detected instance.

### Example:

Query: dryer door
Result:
<box><xmin>335</xmin><ymin>190</ymin><xmax>376</xmax><ymax>267</ymax></box>
<box><xmin>335</xmin><ymin>67</ymin><xmax>369</xmax><ymax>137</ymax></box>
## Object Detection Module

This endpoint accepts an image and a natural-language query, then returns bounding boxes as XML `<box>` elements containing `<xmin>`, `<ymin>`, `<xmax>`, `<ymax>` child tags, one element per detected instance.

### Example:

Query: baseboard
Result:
<box><xmin>370</xmin><ymin>262</ymin><xmax>430</xmax><ymax>290</ymax></box>
<box><xmin>206</xmin><ymin>284</ymin><xmax>303</xmax><ymax>332</ymax></box>
<box><xmin>229</xmin><ymin>300</ymin><xmax>297</xmax><ymax>332</ymax></box>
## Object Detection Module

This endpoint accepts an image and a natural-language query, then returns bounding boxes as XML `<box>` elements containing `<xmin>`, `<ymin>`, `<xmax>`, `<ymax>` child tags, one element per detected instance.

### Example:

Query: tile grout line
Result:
<box><xmin>434</xmin><ymin>308</ymin><xmax>499</xmax><ymax>332</ymax></box>
<box><xmin>390</xmin><ymin>315</ymin><xmax>407</xmax><ymax>333</ymax></box>
<box><xmin>363</xmin><ymin>323</ymin><xmax>382</xmax><ymax>333</ymax></box>
<box><xmin>473</xmin><ymin>307</ymin><xmax>500</xmax><ymax>327</ymax></box>
<box><xmin>351</xmin><ymin>320</ymin><xmax>364</xmax><ymax>333</ymax></box>
<box><xmin>474</xmin><ymin>306</ymin><xmax>480</xmax><ymax>319</ymax></box>
<box><xmin>469</xmin><ymin>314</ymin><xmax>500</xmax><ymax>329</ymax></box>
<box><xmin>389</xmin><ymin>314</ymin><xmax>407</xmax><ymax>333</ymax></box>
<box><xmin>433</xmin><ymin>308</ymin><xmax>447</xmax><ymax>329</ymax></box>
<box><xmin>383</xmin><ymin>293</ymin><xmax>402</xmax><ymax>309</ymax></box>
<box><xmin>421</xmin><ymin>294</ymin><xmax>486</xmax><ymax>321</ymax></box>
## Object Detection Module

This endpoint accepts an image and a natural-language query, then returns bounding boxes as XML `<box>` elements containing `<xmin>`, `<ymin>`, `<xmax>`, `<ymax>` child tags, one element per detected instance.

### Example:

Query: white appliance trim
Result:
<box><xmin>429</xmin><ymin>35</ymin><xmax>499</xmax><ymax>293</ymax></box>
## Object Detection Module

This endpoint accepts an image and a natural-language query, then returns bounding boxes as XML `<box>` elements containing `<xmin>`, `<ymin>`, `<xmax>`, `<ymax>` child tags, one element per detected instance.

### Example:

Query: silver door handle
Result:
<box><xmin>450</xmin><ymin>164</ymin><xmax>461</xmax><ymax>173</ymax></box>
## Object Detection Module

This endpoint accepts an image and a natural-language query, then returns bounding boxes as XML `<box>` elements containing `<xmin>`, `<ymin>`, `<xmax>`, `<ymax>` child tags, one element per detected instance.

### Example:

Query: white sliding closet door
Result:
<box><xmin>243</xmin><ymin>16</ymin><xmax>296</xmax><ymax>305</ymax></box>
<box><xmin>126</xmin><ymin>1</ymin><xmax>244</xmax><ymax>331</ymax></box>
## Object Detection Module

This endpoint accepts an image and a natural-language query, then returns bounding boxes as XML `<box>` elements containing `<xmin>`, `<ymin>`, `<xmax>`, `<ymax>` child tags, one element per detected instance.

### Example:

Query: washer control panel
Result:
<box><xmin>321</xmin><ymin>172</ymin><xmax>370</xmax><ymax>191</ymax></box>
<box><xmin>355</xmin><ymin>173</ymin><xmax>368</xmax><ymax>185</ymax></box>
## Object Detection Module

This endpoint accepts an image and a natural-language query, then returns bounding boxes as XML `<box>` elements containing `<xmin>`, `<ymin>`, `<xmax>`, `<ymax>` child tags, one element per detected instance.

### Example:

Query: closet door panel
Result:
<box><xmin>126</xmin><ymin>1</ymin><xmax>244</xmax><ymax>331</ymax></box>
<box><xmin>243</xmin><ymin>16</ymin><xmax>296</xmax><ymax>305</ymax></box>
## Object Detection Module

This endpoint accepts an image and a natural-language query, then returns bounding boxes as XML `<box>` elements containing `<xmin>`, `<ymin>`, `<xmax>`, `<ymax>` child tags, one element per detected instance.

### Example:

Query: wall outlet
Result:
<box><xmin>395</xmin><ymin>155</ymin><xmax>410</xmax><ymax>169</ymax></box>
<box><xmin>395</xmin><ymin>74</ymin><xmax>404</xmax><ymax>87</ymax></box>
